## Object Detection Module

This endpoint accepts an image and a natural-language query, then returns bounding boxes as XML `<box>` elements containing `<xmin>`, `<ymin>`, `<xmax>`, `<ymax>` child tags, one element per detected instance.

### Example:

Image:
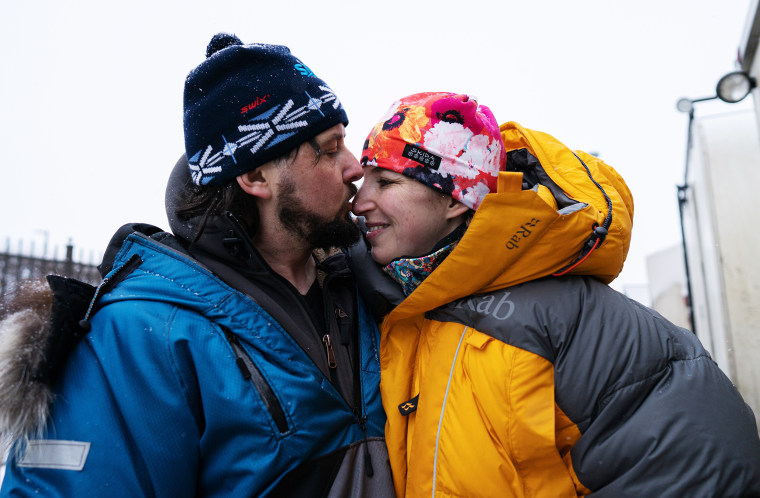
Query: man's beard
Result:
<box><xmin>277</xmin><ymin>178</ymin><xmax>360</xmax><ymax>250</ymax></box>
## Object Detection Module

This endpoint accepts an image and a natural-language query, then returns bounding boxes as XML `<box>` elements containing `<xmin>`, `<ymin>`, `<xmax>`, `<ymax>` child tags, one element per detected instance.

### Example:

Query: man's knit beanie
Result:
<box><xmin>361</xmin><ymin>92</ymin><xmax>505</xmax><ymax>210</ymax></box>
<box><xmin>183</xmin><ymin>33</ymin><xmax>349</xmax><ymax>186</ymax></box>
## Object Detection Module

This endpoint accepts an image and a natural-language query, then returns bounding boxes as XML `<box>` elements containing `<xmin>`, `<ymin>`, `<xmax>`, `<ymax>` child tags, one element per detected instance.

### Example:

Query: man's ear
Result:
<box><xmin>445</xmin><ymin>198</ymin><xmax>471</xmax><ymax>221</ymax></box>
<box><xmin>236</xmin><ymin>166</ymin><xmax>273</xmax><ymax>200</ymax></box>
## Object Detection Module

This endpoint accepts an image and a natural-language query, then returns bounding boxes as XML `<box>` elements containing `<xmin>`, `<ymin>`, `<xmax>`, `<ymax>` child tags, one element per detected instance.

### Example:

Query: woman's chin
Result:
<box><xmin>369</xmin><ymin>248</ymin><xmax>392</xmax><ymax>267</ymax></box>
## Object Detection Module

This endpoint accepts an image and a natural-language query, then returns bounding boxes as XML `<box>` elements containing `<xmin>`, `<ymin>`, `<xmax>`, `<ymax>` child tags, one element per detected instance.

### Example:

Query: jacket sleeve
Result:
<box><xmin>550</xmin><ymin>277</ymin><xmax>760</xmax><ymax>497</ymax></box>
<box><xmin>0</xmin><ymin>301</ymin><xmax>208</xmax><ymax>497</ymax></box>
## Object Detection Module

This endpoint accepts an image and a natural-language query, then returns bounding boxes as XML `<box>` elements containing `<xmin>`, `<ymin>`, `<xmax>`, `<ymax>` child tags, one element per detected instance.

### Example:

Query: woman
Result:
<box><xmin>351</xmin><ymin>92</ymin><xmax>760</xmax><ymax>497</ymax></box>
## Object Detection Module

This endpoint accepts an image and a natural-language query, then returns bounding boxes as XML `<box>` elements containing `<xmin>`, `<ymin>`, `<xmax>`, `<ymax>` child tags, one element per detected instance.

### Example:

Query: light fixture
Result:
<box><xmin>716</xmin><ymin>71</ymin><xmax>756</xmax><ymax>103</ymax></box>
<box><xmin>676</xmin><ymin>98</ymin><xmax>695</xmax><ymax>114</ymax></box>
<box><xmin>677</xmin><ymin>70</ymin><xmax>757</xmax><ymax>114</ymax></box>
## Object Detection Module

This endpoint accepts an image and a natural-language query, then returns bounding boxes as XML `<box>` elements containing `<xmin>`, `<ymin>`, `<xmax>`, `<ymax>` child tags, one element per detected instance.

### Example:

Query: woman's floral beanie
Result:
<box><xmin>360</xmin><ymin>92</ymin><xmax>506</xmax><ymax>210</ymax></box>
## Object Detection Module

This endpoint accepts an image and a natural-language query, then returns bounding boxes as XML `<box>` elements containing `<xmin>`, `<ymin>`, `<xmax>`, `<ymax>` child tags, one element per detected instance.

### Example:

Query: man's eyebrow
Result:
<box><xmin>317</xmin><ymin>132</ymin><xmax>344</xmax><ymax>145</ymax></box>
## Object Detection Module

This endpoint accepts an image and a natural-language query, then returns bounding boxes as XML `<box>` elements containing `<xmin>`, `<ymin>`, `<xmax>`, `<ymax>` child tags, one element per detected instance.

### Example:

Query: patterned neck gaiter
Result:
<box><xmin>382</xmin><ymin>242</ymin><xmax>456</xmax><ymax>296</ymax></box>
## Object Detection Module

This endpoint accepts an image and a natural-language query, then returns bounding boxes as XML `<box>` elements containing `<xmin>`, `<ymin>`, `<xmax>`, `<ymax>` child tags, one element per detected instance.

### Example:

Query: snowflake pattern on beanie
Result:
<box><xmin>183</xmin><ymin>34</ymin><xmax>348</xmax><ymax>186</ymax></box>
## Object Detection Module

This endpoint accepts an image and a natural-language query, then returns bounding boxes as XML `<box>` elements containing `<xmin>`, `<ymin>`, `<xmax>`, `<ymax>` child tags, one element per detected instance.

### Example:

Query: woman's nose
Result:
<box><xmin>352</xmin><ymin>186</ymin><xmax>372</xmax><ymax>215</ymax></box>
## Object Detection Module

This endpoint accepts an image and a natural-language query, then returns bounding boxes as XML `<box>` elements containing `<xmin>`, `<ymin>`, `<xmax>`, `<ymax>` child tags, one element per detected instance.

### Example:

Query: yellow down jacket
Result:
<box><xmin>364</xmin><ymin>122</ymin><xmax>760</xmax><ymax>497</ymax></box>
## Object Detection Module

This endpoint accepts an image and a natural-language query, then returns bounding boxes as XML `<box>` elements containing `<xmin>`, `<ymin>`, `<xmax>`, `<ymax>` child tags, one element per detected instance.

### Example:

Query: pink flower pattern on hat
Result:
<box><xmin>430</xmin><ymin>95</ymin><xmax>485</xmax><ymax>134</ymax></box>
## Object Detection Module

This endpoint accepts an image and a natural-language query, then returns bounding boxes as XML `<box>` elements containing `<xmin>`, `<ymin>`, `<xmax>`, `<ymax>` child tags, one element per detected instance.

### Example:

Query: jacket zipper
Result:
<box><xmin>345</xmin><ymin>299</ymin><xmax>375</xmax><ymax>478</ymax></box>
<box><xmin>223</xmin><ymin>328</ymin><xmax>290</xmax><ymax>434</ymax></box>
<box><xmin>322</xmin><ymin>334</ymin><xmax>337</xmax><ymax>368</ymax></box>
<box><xmin>321</xmin><ymin>305</ymin><xmax>351</xmax><ymax>370</ymax></box>
<box><xmin>323</xmin><ymin>271</ymin><xmax>374</xmax><ymax>477</ymax></box>
<box><xmin>432</xmin><ymin>326</ymin><xmax>470</xmax><ymax>494</ymax></box>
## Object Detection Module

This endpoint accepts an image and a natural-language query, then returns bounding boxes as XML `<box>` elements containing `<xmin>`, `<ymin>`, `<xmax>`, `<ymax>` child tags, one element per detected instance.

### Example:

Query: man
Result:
<box><xmin>0</xmin><ymin>33</ymin><xmax>395</xmax><ymax>496</ymax></box>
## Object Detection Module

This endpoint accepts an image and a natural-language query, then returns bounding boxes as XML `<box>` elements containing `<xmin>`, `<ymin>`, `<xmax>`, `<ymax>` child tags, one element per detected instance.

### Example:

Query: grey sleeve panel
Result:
<box><xmin>575</xmin><ymin>355</ymin><xmax>760</xmax><ymax>497</ymax></box>
<box><xmin>427</xmin><ymin>276</ymin><xmax>760</xmax><ymax>496</ymax></box>
<box><xmin>326</xmin><ymin>438</ymin><xmax>395</xmax><ymax>498</ymax></box>
<box><xmin>268</xmin><ymin>437</ymin><xmax>395</xmax><ymax>498</ymax></box>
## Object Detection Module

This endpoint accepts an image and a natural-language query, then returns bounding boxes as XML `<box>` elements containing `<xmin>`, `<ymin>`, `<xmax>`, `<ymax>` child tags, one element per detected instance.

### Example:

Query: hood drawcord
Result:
<box><xmin>553</xmin><ymin>153</ymin><xmax>613</xmax><ymax>277</ymax></box>
<box><xmin>79</xmin><ymin>254</ymin><xmax>143</xmax><ymax>330</ymax></box>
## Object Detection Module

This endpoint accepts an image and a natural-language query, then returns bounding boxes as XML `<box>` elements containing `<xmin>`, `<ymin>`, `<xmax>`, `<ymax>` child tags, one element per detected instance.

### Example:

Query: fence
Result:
<box><xmin>0</xmin><ymin>238</ymin><xmax>102</xmax><ymax>299</ymax></box>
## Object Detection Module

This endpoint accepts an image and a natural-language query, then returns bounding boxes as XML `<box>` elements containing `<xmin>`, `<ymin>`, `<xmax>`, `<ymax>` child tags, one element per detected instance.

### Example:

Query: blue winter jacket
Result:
<box><xmin>0</xmin><ymin>232</ymin><xmax>392</xmax><ymax>496</ymax></box>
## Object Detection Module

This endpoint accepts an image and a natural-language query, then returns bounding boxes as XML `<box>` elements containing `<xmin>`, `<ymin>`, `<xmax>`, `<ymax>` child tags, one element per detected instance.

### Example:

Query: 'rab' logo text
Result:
<box><xmin>241</xmin><ymin>94</ymin><xmax>270</xmax><ymax>115</ymax></box>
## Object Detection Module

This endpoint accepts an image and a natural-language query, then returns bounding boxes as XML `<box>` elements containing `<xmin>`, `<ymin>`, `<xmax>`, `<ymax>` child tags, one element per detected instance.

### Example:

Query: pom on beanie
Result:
<box><xmin>205</xmin><ymin>33</ymin><xmax>243</xmax><ymax>58</ymax></box>
<box><xmin>361</xmin><ymin>92</ymin><xmax>505</xmax><ymax>210</ymax></box>
<box><xmin>183</xmin><ymin>33</ymin><xmax>349</xmax><ymax>186</ymax></box>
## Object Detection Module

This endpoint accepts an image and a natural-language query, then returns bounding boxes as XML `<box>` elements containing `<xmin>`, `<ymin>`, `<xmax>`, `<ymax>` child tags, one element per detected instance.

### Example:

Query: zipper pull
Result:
<box><xmin>322</xmin><ymin>334</ymin><xmax>337</xmax><ymax>368</ymax></box>
<box><xmin>355</xmin><ymin>412</ymin><xmax>375</xmax><ymax>478</ymax></box>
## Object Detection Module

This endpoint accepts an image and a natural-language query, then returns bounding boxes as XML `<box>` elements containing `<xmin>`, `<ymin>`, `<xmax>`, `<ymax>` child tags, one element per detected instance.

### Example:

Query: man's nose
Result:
<box><xmin>342</xmin><ymin>151</ymin><xmax>363</xmax><ymax>184</ymax></box>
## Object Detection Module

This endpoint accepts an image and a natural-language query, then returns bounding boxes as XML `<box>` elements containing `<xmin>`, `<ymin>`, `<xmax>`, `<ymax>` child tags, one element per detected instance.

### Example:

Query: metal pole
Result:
<box><xmin>677</xmin><ymin>108</ymin><xmax>698</xmax><ymax>335</ymax></box>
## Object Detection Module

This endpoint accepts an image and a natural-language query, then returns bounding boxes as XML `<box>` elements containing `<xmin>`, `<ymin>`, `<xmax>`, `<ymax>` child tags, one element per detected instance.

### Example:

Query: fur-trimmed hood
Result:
<box><xmin>0</xmin><ymin>280</ymin><xmax>55</xmax><ymax>456</ymax></box>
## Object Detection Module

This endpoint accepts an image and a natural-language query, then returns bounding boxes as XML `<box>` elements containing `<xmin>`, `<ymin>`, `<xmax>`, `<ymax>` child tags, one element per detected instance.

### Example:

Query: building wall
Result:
<box><xmin>646</xmin><ymin>245</ymin><xmax>691</xmax><ymax>330</ymax></box>
<box><xmin>682</xmin><ymin>110</ymin><xmax>760</xmax><ymax>425</ymax></box>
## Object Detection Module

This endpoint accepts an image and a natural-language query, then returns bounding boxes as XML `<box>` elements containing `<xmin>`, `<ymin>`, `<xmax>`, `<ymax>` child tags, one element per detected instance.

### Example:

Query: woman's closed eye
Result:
<box><xmin>378</xmin><ymin>177</ymin><xmax>398</xmax><ymax>188</ymax></box>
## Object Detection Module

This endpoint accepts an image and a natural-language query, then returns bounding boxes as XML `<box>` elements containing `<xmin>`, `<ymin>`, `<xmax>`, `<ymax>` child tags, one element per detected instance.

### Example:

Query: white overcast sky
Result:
<box><xmin>0</xmin><ymin>0</ymin><xmax>755</xmax><ymax>295</ymax></box>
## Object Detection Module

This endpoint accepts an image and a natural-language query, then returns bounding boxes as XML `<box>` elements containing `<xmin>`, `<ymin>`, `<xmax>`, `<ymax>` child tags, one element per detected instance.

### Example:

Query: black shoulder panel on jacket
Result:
<box><xmin>43</xmin><ymin>275</ymin><xmax>97</xmax><ymax>385</ymax></box>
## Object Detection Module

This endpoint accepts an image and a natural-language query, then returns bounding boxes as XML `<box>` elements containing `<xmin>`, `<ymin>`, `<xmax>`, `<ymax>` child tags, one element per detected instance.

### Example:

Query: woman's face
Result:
<box><xmin>352</xmin><ymin>166</ymin><xmax>461</xmax><ymax>265</ymax></box>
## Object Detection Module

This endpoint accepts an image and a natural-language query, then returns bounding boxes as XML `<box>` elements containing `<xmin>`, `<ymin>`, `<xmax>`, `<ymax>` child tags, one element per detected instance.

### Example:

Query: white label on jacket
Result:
<box><xmin>18</xmin><ymin>440</ymin><xmax>90</xmax><ymax>471</ymax></box>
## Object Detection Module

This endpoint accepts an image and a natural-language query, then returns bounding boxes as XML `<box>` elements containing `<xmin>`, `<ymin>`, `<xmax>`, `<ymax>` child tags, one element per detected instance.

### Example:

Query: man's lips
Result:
<box><xmin>344</xmin><ymin>184</ymin><xmax>358</xmax><ymax>212</ymax></box>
